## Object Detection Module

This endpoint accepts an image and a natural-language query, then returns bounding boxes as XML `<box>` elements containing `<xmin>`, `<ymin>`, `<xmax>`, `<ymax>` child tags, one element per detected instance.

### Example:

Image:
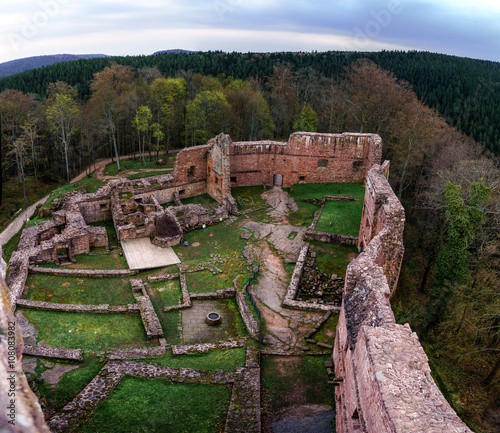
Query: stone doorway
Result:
<box><xmin>56</xmin><ymin>247</ymin><xmax>71</xmax><ymax>265</ymax></box>
<box><xmin>273</xmin><ymin>174</ymin><xmax>283</xmax><ymax>187</ymax></box>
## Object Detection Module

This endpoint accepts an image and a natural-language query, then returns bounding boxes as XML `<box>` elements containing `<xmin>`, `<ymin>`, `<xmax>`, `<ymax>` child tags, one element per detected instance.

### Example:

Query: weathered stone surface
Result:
<box><xmin>130</xmin><ymin>279</ymin><xmax>164</xmax><ymax>339</ymax></box>
<box><xmin>28</xmin><ymin>266</ymin><xmax>138</xmax><ymax>277</ymax></box>
<box><xmin>334</xmin><ymin>164</ymin><xmax>472</xmax><ymax>433</ymax></box>
<box><xmin>23</xmin><ymin>345</ymin><xmax>83</xmax><ymax>361</ymax></box>
<box><xmin>0</xmin><ymin>269</ymin><xmax>51</xmax><ymax>432</ymax></box>
<box><xmin>224</xmin><ymin>367</ymin><xmax>261</xmax><ymax>433</ymax></box>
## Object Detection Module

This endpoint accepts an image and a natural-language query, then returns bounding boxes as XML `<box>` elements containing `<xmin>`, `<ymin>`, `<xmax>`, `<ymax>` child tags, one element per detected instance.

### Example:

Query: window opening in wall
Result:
<box><xmin>187</xmin><ymin>166</ymin><xmax>196</xmax><ymax>178</ymax></box>
<box><xmin>230</xmin><ymin>176</ymin><xmax>237</xmax><ymax>183</ymax></box>
<box><xmin>179</xmin><ymin>189</ymin><xmax>185</xmax><ymax>196</ymax></box>
<box><xmin>215</xmin><ymin>176</ymin><xmax>219</xmax><ymax>184</ymax></box>
<box><xmin>353</xmin><ymin>160</ymin><xmax>362</xmax><ymax>167</ymax></box>
<box><xmin>100</xmin><ymin>203</ymin><xmax>108</xmax><ymax>210</ymax></box>
<box><xmin>318</xmin><ymin>159</ymin><xmax>328</xmax><ymax>168</ymax></box>
<box><xmin>299</xmin><ymin>176</ymin><xmax>306</xmax><ymax>182</ymax></box>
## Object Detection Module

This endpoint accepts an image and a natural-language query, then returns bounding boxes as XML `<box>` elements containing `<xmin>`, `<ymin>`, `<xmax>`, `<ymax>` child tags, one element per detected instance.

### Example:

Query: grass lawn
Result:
<box><xmin>25</xmin><ymin>274</ymin><xmax>134</xmax><ymax>305</ymax></box>
<box><xmin>34</xmin><ymin>356</ymin><xmax>104</xmax><ymax>414</ymax></box>
<box><xmin>43</xmin><ymin>177</ymin><xmax>105</xmax><ymax>209</ymax></box>
<box><xmin>148</xmin><ymin>279</ymin><xmax>182</xmax><ymax>307</ymax></box>
<box><xmin>315</xmin><ymin>199</ymin><xmax>364</xmax><ymax>236</ymax></box>
<box><xmin>313</xmin><ymin>314</ymin><xmax>339</xmax><ymax>346</ymax></box>
<box><xmin>21</xmin><ymin>310</ymin><xmax>154</xmax><ymax>352</ymax></box>
<box><xmin>182</xmin><ymin>193</ymin><xmax>220</xmax><ymax>211</ymax></box>
<box><xmin>232</xmin><ymin>186</ymin><xmax>269</xmax><ymax>212</ymax></box>
<box><xmin>173</xmin><ymin>218</ymin><xmax>248</xmax><ymax>267</ymax></box>
<box><xmin>261</xmin><ymin>355</ymin><xmax>334</xmax><ymax>418</ymax></box>
<box><xmin>76</xmin><ymin>376</ymin><xmax>232</xmax><ymax>433</ymax></box>
<box><xmin>141</xmin><ymin>347</ymin><xmax>247</xmax><ymax>370</ymax></box>
<box><xmin>186</xmin><ymin>268</ymin><xmax>243</xmax><ymax>293</ymax></box>
<box><xmin>309</xmin><ymin>241</ymin><xmax>358</xmax><ymax>277</ymax></box>
<box><xmin>287</xmin><ymin>183</ymin><xmax>365</xmax><ymax>228</ymax></box>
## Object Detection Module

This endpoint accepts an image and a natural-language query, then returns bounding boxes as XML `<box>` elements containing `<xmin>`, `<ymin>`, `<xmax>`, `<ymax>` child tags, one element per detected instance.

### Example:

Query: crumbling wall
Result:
<box><xmin>334</xmin><ymin>164</ymin><xmax>472</xmax><ymax>433</ymax></box>
<box><xmin>0</xmin><ymin>249</ymin><xmax>51</xmax><ymax>432</ymax></box>
<box><xmin>230</xmin><ymin>132</ymin><xmax>382</xmax><ymax>187</ymax></box>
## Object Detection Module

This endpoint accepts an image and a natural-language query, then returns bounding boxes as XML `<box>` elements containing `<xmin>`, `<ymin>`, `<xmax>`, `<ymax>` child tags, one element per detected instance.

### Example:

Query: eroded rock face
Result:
<box><xmin>0</xmin><ymin>250</ymin><xmax>51</xmax><ymax>432</ymax></box>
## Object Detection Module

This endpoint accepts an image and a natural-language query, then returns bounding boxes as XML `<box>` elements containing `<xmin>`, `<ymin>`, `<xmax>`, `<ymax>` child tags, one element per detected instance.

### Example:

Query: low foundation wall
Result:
<box><xmin>304</xmin><ymin>231</ymin><xmax>358</xmax><ymax>246</ymax></box>
<box><xmin>28</xmin><ymin>266</ymin><xmax>138</xmax><ymax>277</ymax></box>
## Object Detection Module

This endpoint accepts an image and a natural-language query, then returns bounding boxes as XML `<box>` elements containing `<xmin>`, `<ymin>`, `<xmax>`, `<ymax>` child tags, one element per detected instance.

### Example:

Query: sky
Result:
<box><xmin>1</xmin><ymin>0</ymin><xmax>499</xmax><ymax>64</ymax></box>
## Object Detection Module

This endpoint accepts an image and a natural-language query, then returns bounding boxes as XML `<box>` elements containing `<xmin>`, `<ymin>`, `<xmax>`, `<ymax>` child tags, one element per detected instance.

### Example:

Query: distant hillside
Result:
<box><xmin>152</xmin><ymin>49</ymin><xmax>197</xmax><ymax>55</ymax></box>
<box><xmin>0</xmin><ymin>54</ymin><xmax>109</xmax><ymax>78</ymax></box>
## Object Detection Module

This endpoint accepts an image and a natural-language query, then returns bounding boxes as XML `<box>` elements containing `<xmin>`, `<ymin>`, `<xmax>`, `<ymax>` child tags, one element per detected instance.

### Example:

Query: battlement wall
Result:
<box><xmin>333</xmin><ymin>164</ymin><xmax>472</xmax><ymax>433</ymax></box>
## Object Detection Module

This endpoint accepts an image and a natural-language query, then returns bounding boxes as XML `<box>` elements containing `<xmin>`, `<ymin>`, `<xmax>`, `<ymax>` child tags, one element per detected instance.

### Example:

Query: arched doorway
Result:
<box><xmin>273</xmin><ymin>174</ymin><xmax>283</xmax><ymax>186</ymax></box>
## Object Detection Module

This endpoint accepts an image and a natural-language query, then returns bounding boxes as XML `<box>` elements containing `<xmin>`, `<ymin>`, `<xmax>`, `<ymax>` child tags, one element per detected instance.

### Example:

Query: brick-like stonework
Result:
<box><xmin>334</xmin><ymin>164</ymin><xmax>472</xmax><ymax>433</ymax></box>
<box><xmin>130</xmin><ymin>279</ymin><xmax>164</xmax><ymax>339</ymax></box>
<box><xmin>23</xmin><ymin>345</ymin><xmax>83</xmax><ymax>362</ymax></box>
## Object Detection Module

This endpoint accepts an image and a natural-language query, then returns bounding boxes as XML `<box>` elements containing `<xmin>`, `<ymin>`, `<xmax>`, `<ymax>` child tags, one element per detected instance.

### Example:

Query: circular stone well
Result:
<box><xmin>206</xmin><ymin>312</ymin><xmax>222</xmax><ymax>326</ymax></box>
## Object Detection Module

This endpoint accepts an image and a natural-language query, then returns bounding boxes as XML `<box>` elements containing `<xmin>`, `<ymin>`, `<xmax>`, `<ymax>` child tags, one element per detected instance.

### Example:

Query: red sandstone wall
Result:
<box><xmin>230</xmin><ymin>132</ymin><xmax>382</xmax><ymax>187</ymax></box>
<box><xmin>334</xmin><ymin>164</ymin><xmax>473</xmax><ymax>433</ymax></box>
<box><xmin>171</xmin><ymin>144</ymin><xmax>210</xmax><ymax>186</ymax></box>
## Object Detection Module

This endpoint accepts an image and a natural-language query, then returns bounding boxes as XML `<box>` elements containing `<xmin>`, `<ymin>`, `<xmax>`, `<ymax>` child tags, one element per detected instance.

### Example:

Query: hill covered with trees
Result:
<box><xmin>0</xmin><ymin>54</ymin><xmax>110</xmax><ymax>79</ymax></box>
<box><xmin>0</xmin><ymin>53</ymin><xmax>499</xmax><ymax>432</ymax></box>
<box><xmin>0</xmin><ymin>50</ymin><xmax>499</xmax><ymax>155</ymax></box>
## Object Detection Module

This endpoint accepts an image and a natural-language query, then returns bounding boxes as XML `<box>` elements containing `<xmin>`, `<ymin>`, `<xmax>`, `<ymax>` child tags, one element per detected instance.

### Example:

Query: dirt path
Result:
<box><xmin>1</xmin><ymin>150</ymin><xmax>178</xmax><ymax>248</ymax></box>
<box><xmin>0</xmin><ymin>195</ymin><xmax>50</xmax><ymax>247</ymax></box>
<box><xmin>262</xmin><ymin>186</ymin><xmax>298</xmax><ymax>224</ymax></box>
<box><xmin>102</xmin><ymin>167</ymin><xmax>173</xmax><ymax>181</ymax></box>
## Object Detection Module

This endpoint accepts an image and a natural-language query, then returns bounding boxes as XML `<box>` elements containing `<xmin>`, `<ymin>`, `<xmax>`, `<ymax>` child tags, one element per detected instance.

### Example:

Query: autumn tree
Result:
<box><xmin>185</xmin><ymin>90</ymin><xmax>229</xmax><ymax>146</ymax></box>
<box><xmin>224</xmin><ymin>80</ymin><xmax>273</xmax><ymax>141</ymax></box>
<box><xmin>267</xmin><ymin>63</ymin><xmax>298</xmax><ymax>139</ymax></box>
<box><xmin>88</xmin><ymin>63</ymin><xmax>134</xmax><ymax>170</ymax></box>
<box><xmin>46</xmin><ymin>90</ymin><xmax>81</xmax><ymax>182</ymax></box>
<box><xmin>0</xmin><ymin>90</ymin><xmax>35</xmax><ymax>205</ymax></box>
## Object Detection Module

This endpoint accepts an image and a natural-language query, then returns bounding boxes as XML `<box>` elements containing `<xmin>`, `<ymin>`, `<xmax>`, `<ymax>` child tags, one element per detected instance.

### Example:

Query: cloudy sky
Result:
<box><xmin>1</xmin><ymin>0</ymin><xmax>499</xmax><ymax>63</ymax></box>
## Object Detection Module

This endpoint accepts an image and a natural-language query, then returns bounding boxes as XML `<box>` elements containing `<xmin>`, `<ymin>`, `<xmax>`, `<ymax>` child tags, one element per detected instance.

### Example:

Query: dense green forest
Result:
<box><xmin>1</xmin><ymin>50</ymin><xmax>499</xmax><ymax>155</ymax></box>
<box><xmin>0</xmin><ymin>52</ymin><xmax>499</xmax><ymax>432</ymax></box>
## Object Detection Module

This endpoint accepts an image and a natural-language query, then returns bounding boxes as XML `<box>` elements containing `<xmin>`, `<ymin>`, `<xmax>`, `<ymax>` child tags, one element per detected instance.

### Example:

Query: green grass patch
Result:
<box><xmin>44</xmin><ymin>177</ymin><xmax>105</xmax><ymax>208</ymax></box>
<box><xmin>313</xmin><ymin>314</ymin><xmax>339</xmax><ymax>346</ymax></box>
<box><xmin>310</xmin><ymin>241</ymin><xmax>358</xmax><ymax>277</ymax></box>
<box><xmin>25</xmin><ymin>274</ymin><xmax>134</xmax><ymax>305</ymax></box>
<box><xmin>146</xmin><ymin>282</ymin><xmax>182</xmax><ymax>344</ymax></box>
<box><xmin>315</xmin><ymin>200</ymin><xmax>364</xmax><ymax>236</ymax></box>
<box><xmin>232</xmin><ymin>185</ymin><xmax>269</xmax><ymax>212</ymax></box>
<box><xmin>261</xmin><ymin>355</ymin><xmax>334</xmax><ymax>415</ymax></box>
<box><xmin>76</xmin><ymin>376</ymin><xmax>231</xmax><ymax>433</ymax></box>
<box><xmin>182</xmin><ymin>193</ymin><xmax>219</xmax><ymax>211</ymax></box>
<box><xmin>21</xmin><ymin>310</ymin><xmax>153</xmax><ymax>352</ymax></box>
<box><xmin>287</xmin><ymin>183</ymin><xmax>365</xmax><ymax>228</ymax></box>
<box><xmin>148</xmin><ymin>280</ymin><xmax>182</xmax><ymax>307</ymax></box>
<box><xmin>287</xmin><ymin>230</ymin><xmax>298</xmax><ymax>240</ymax></box>
<box><xmin>142</xmin><ymin>347</ymin><xmax>247</xmax><ymax>370</ymax></box>
<box><xmin>186</xmin><ymin>270</ymin><xmax>235</xmax><ymax>293</ymax></box>
<box><xmin>2</xmin><ymin>226</ymin><xmax>23</xmax><ymax>264</ymax></box>
<box><xmin>35</xmin><ymin>356</ymin><xmax>104</xmax><ymax>413</ymax></box>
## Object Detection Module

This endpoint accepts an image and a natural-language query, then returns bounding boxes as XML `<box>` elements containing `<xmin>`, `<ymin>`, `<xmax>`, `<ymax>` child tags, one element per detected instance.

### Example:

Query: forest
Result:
<box><xmin>0</xmin><ymin>52</ymin><xmax>499</xmax><ymax>432</ymax></box>
<box><xmin>1</xmin><ymin>50</ymin><xmax>499</xmax><ymax>155</ymax></box>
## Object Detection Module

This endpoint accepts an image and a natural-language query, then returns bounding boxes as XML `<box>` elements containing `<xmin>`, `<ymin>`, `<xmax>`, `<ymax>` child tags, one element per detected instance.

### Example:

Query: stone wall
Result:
<box><xmin>333</xmin><ymin>164</ymin><xmax>472</xmax><ymax>433</ymax></box>
<box><xmin>0</xmin><ymin>264</ymin><xmax>51</xmax><ymax>432</ymax></box>
<box><xmin>230</xmin><ymin>132</ymin><xmax>382</xmax><ymax>187</ymax></box>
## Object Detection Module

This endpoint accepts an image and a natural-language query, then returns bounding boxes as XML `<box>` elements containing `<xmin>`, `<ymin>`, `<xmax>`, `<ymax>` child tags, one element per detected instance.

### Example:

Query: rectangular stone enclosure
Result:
<box><xmin>121</xmin><ymin>238</ymin><xmax>181</xmax><ymax>270</ymax></box>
